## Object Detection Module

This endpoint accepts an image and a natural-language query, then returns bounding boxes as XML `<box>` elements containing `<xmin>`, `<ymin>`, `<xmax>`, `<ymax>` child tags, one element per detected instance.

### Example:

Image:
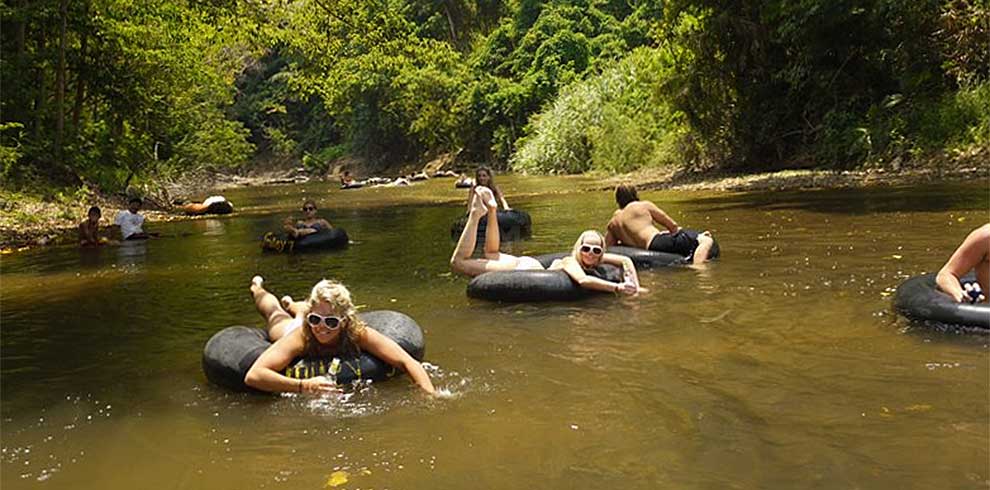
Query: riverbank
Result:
<box><xmin>600</xmin><ymin>163</ymin><xmax>988</xmax><ymax>193</ymax></box>
<box><xmin>600</xmin><ymin>146</ymin><xmax>989</xmax><ymax>192</ymax></box>
<box><xmin>0</xmin><ymin>166</ymin><xmax>312</xmax><ymax>253</ymax></box>
<box><xmin>2</xmin><ymin>159</ymin><xmax>986</xmax><ymax>253</ymax></box>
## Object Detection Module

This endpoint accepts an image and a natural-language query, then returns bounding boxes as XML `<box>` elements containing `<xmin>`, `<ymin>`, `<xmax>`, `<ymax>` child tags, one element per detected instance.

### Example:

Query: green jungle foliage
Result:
<box><xmin>512</xmin><ymin>47</ymin><xmax>687</xmax><ymax>174</ymax></box>
<box><xmin>0</xmin><ymin>0</ymin><xmax>260</xmax><ymax>192</ymax></box>
<box><xmin>1</xmin><ymin>0</ymin><xmax>986</xmax><ymax>192</ymax></box>
<box><xmin>655</xmin><ymin>0</ymin><xmax>989</xmax><ymax>170</ymax></box>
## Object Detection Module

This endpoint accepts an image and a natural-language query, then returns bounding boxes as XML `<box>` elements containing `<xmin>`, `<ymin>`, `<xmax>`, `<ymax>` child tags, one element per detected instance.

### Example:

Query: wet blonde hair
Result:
<box><xmin>570</xmin><ymin>230</ymin><xmax>606</xmax><ymax>269</ymax></box>
<box><xmin>300</xmin><ymin>279</ymin><xmax>366</xmax><ymax>355</ymax></box>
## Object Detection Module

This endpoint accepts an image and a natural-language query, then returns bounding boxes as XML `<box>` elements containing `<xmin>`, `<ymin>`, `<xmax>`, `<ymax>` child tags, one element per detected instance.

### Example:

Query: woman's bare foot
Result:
<box><xmin>469</xmin><ymin>191</ymin><xmax>488</xmax><ymax>217</ymax></box>
<box><xmin>250</xmin><ymin>275</ymin><xmax>265</xmax><ymax>295</ymax></box>
<box><xmin>280</xmin><ymin>295</ymin><xmax>308</xmax><ymax>316</ymax></box>
<box><xmin>475</xmin><ymin>186</ymin><xmax>497</xmax><ymax>210</ymax></box>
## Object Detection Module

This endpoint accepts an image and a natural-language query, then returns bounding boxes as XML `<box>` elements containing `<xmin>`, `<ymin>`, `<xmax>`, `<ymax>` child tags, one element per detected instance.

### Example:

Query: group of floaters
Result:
<box><xmin>203</xmin><ymin>167</ymin><xmax>987</xmax><ymax>399</ymax></box>
<box><xmin>206</xmin><ymin>169</ymin><xmax>732</xmax><ymax>397</ymax></box>
<box><xmin>338</xmin><ymin>168</ymin><xmax>471</xmax><ymax>190</ymax></box>
<box><xmin>66</xmin><ymin>167</ymin><xmax>988</xmax><ymax>398</ymax></box>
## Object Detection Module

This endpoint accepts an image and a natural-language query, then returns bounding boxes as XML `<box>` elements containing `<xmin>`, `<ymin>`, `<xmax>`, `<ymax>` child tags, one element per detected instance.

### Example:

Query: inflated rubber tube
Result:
<box><xmin>450</xmin><ymin>210</ymin><xmax>532</xmax><ymax>241</ymax></box>
<box><xmin>708</xmin><ymin>238</ymin><xmax>721</xmax><ymax>260</ymax></box>
<box><xmin>204</xmin><ymin>200</ymin><xmax>234</xmax><ymax>215</ymax></box>
<box><xmin>262</xmin><ymin>228</ymin><xmax>349</xmax><ymax>253</ymax></box>
<box><xmin>202</xmin><ymin>310</ymin><xmax>426</xmax><ymax>392</ymax></box>
<box><xmin>466</xmin><ymin>253</ymin><xmax>623</xmax><ymax>302</ymax></box>
<box><xmin>454</xmin><ymin>181</ymin><xmax>473</xmax><ymax>189</ymax></box>
<box><xmin>607</xmin><ymin>245</ymin><xmax>688</xmax><ymax>268</ymax></box>
<box><xmin>295</xmin><ymin>228</ymin><xmax>348</xmax><ymax>251</ymax></box>
<box><xmin>181</xmin><ymin>199</ymin><xmax>233</xmax><ymax>216</ymax></box>
<box><xmin>893</xmin><ymin>272</ymin><xmax>989</xmax><ymax>330</ymax></box>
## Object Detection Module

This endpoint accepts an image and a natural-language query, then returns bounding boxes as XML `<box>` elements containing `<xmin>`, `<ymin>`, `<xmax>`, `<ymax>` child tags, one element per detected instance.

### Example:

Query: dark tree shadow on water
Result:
<box><xmin>689</xmin><ymin>183</ymin><xmax>989</xmax><ymax>215</ymax></box>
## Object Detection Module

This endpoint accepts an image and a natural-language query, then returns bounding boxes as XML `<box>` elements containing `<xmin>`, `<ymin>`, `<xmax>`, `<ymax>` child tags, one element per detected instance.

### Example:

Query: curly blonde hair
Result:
<box><xmin>300</xmin><ymin>279</ymin><xmax>366</xmax><ymax>356</ymax></box>
<box><xmin>570</xmin><ymin>230</ymin><xmax>606</xmax><ymax>269</ymax></box>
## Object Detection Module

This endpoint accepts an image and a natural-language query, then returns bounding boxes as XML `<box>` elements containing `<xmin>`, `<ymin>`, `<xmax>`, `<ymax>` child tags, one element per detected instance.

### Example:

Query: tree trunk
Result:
<box><xmin>55</xmin><ymin>0</ymin><xmax>68</xmax><ymax>161</ymax></box>
<box><xmin>72</xmin><ymin>10</ymin><xmax>89</xmax><ymax>133</ymax></box>
<box><xmin>33</xmin><ymin>33</ymin><xmax>47</xmax><ymax>140</ymax></box>
<box><xmin>10</xmin><ymin>0</ymin><xmax>28</xmax><ymax>123</ymax></box>
<box><xmin>15</xmin><ymin>0</ymin><xmax>26</xmax><ymax>56</ymax></box>
<box><xmin>444</xmin><ymin>2</ymin><xmax>458</xmax><ymax>44</ymax></box>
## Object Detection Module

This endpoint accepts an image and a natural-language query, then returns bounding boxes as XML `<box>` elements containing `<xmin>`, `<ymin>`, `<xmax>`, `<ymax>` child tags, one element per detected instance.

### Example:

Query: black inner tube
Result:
<box><xmin>607</xmin><ymin>245</ymin><xmax>688</xmax><ymax>268</ymax></box>
<box><xmin>262</xmin><ymin>228</ymin><xmax>349</xmax><ymax>253</ymax></box>
<box><xmin>450</xmin><ymin>210</ymin><xmax>532</xmax><ymax>241</ymax></box>
<box><xmin>204</xmin><ymin>200</ymin><xmax>234</xmax><ymax>215</ymax></box>
<box><xmin>466</xmin><ymin>253</ymin><xmax>623</xmax><ymax>302</ymax></box>
<box><xmin>202</xmin><ymin>310</ymin><xmax>426</xmax><ymax>392</ymax></box>
<box><xmin>894</xmin><ymin>272</ymin><xmax>989</xmax><ymax>330</ymax></box>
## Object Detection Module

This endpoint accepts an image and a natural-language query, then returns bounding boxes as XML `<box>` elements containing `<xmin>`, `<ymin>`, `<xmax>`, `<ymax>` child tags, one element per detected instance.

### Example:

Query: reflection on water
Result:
<box><xmin>1</xmin><ymin>177</ymin><xmax>987</xmax><ymax>489</ymax></box>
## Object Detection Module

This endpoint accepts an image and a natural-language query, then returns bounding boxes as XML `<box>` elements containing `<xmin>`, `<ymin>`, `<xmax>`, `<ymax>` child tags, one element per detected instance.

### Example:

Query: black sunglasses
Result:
<box><xmin>580</xmin><ymin>245</ymin><xmax>603</xmax><ymax>255</ymax></box>
<box><xmin>302</xmin><ymin>206</ymin><xmax>316</xmax><ymax>211</ymax></box>
<box><xmin>307</xmin><ymin>313</ymin><xmax>342</xmax><ymax>331</ymax></box>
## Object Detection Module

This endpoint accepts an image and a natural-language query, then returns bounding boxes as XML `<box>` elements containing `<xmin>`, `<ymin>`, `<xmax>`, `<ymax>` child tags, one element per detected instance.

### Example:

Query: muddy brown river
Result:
<box><xmin>2</xmin><ymin>176</ymin><xmax>987</xmax><ymax>489</ymax></box>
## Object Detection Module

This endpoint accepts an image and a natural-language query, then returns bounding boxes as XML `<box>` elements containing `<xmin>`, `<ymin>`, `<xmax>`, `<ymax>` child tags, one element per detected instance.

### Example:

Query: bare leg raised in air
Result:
<box><xmin>450</xmin><ymin>187</ymin><xmax>520</xmax><ymax>277</ymax></box>
<box><xmin>249</xmin><ymin>275</ymin><xmax>298</xmax><ymax>341</ymax></box>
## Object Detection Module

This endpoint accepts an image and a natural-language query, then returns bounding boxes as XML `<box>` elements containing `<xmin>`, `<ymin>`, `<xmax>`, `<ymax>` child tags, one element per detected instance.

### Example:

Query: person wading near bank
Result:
<box><xmin>113</xmin><ymin>197</ymin><xmax>157</xmax><ymax>240</ymax></box>
<box><xmin>605</xmin><ymin>184</ymin><xmax>719</xmax><ymax>265</ymax></box>
<box><xmin>79</xmin><ymin>206</ymin><xmax>112</xmax><ymax>246</ymax></box>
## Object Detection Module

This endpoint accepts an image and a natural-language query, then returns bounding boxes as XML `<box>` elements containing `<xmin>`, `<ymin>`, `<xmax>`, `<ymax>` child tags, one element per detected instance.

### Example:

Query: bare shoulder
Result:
<box><xmin>357</xmin><ymin>326</ymin><xmax>395</xmax><ymax>350</ymax></box>
<box><xmin>267</xmin><ymin>328</ymin><xmax>306</xmax><ymax>359</ymax></box>
<box><xmin>601</xmin><ymin>252</ymin><xmax>628</xmax><ymax>265</ymax></box>
<box><xmin>355</xmin><ymin>324</ymin><xmax>386</xmax><ymax>344</ymax></box>
<box><xmin>640</xmin><ymin>200</ymin><xmax>663</xmax><ymax>211</ymax></box>
<box><xmin>964</xmin><ymin>224</ymin><xmax>990</xmax><ymax>254</ymax></box>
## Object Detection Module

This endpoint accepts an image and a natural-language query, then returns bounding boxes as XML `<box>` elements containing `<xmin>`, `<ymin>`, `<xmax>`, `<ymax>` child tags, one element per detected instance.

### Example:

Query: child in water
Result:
<box><xmin>79</xmin><ymin>206</ymin><xmax>111</xmax><ymax>246</ymax></box>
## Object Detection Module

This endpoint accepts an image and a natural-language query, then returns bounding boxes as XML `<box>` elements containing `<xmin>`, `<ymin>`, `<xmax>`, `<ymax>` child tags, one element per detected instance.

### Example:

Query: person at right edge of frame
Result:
<box><xmin>936</xmin><ymin>223</ymin><xmax>989</xmax><ymax>303</ymax></box>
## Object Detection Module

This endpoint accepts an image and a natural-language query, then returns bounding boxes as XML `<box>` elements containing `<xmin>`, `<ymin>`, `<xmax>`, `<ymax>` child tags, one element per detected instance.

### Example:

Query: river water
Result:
<box><xmin>1</xmin><ymin>176</ymin><xmax>987</xmax><ymax>489</ymax></box>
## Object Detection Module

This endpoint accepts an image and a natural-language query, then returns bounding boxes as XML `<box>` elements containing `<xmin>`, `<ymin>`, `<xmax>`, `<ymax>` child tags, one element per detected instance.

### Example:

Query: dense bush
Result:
<box><xmin>512</xmin><ymin>48</ymin><xmax>687</xmax><ymax>173</ymax></box>
<box><xmin>458</xmin><ymin>1</ymin><xmax>652</xmax><ymax>163</ymax></box>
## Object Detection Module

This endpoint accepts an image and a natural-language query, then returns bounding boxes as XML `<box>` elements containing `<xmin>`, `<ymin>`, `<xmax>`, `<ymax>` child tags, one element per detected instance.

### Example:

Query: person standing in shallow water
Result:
<box><xmin>605</xmin><ymin>184</ymin><xmax>718</xmax><ymax>265</ymax></box>
<box><xmin>465</xmin><ymin>167</ymin><xmax>511</xmax><ymax>212</ymax></box>
<box><xmin>936</xmin><ymin>223</ymin><xmax>989</xmax><ymax>303</ymax></box>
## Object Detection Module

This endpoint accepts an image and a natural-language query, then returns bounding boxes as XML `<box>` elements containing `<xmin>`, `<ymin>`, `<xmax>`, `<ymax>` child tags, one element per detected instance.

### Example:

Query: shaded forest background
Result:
<box><xmin>1</xmin><ymin>0</ymin><xmax>987</xmax><ymax>195</ymax></box>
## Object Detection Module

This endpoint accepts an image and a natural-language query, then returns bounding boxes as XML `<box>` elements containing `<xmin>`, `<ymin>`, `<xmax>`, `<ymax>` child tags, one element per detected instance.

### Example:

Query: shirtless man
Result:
<box><xmin>605</xmin><ymin>184</ymin><xmax>719</xmax><ymax>265</ymax></box>
<box><xmin>79</xmin><ymin>206</ymin><xmax>107</xmax><ymax>246</ymax></box>
<box><xmin>936</xmin><ymin>223</ymin><xmax>989</xmax><ymax>303</ymax></box>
